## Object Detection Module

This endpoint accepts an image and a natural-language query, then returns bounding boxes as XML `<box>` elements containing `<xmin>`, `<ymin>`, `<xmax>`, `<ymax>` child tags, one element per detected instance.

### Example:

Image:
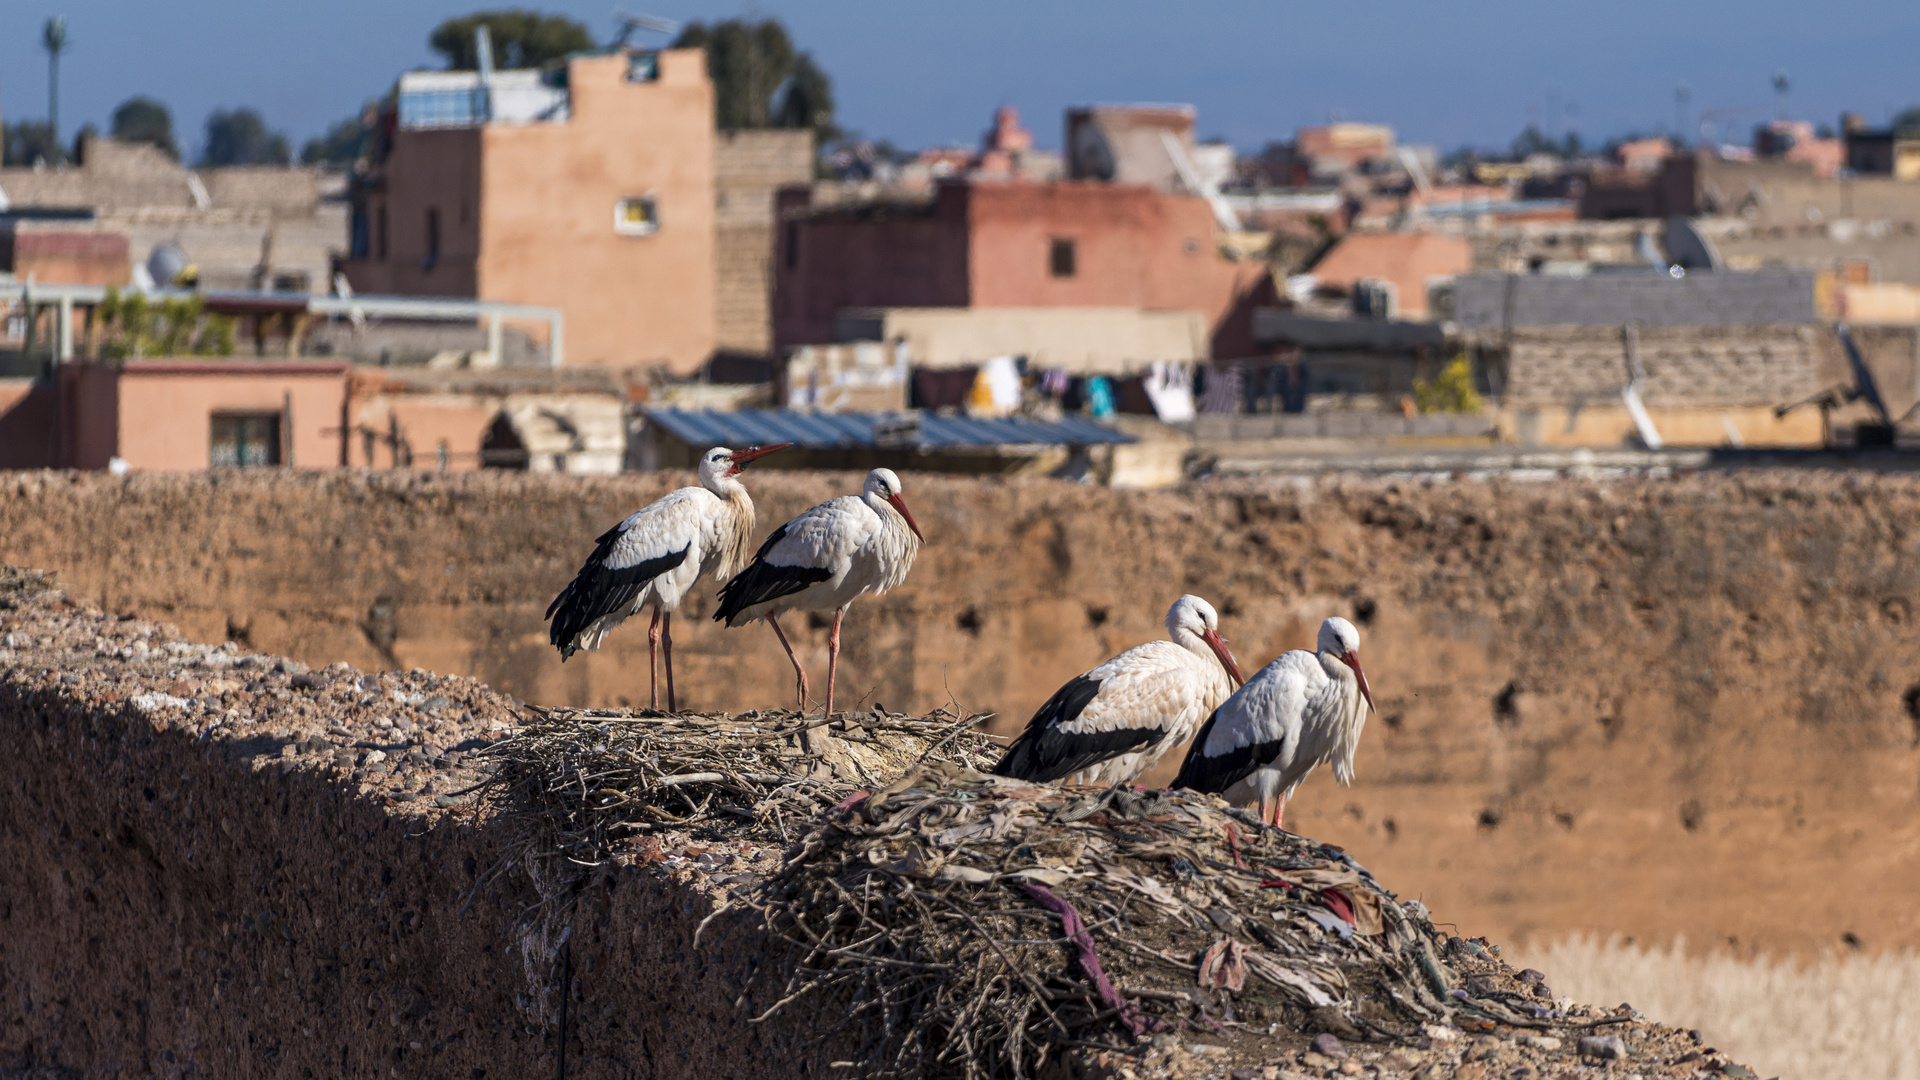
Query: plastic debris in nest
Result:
<box><xmin>726</xmin><ymin>765</ymin><xmax>1573</xmax><ymax>1080</ymax></box>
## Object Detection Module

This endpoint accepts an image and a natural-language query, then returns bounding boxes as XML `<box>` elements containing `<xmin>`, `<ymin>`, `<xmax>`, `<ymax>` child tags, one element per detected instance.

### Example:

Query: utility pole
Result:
<box><xmin>43</xmin><ymin>16</ymin><xmax>68</xmax><ymax>163</ymax></box>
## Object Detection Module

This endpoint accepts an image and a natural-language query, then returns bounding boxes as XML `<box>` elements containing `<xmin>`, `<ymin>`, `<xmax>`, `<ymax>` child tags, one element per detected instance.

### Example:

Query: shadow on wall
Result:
<box><xmin>0</xmin><ymin>381</ymin><xmax>57</xmax><ymax>468</ymax></box>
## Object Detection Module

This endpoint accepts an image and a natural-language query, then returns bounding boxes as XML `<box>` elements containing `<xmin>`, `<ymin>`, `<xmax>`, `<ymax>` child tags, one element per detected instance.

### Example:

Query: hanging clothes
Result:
<box><xmin>912</xmin><ymin>368</ymin><xmax>977</xmax><ymax>410</ymax></box>
<box><xmin>1199</xmin><ymin>363</ymin><xmax>1243</xmax><ymax>414</ymax></box>
<box><xmin>1143</xmin><ymin>361</ymin><xmax>1196</xmax><ymax>423</ymax></box>
<box><xmin>978</xmin><ymin>356</ymin><xmax>1023</xmax><ymax>415</ymax></box>
<box><xmin>1085</xmin><ymin>376</ymin><xmax>1116</xmax><ymax>419</ymax></box>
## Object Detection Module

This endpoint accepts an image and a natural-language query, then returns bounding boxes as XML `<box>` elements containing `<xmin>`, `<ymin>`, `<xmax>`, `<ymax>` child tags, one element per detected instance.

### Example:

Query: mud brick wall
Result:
<box><xmin>0</xmin><ymin>590</ymin><xmax>843</xmax><ymax>1079</ymax></box>
<box><xmin>4</xmin><ymin>470</ymin><xmax>1920</xmax><ymax>959</ymax></box>
<box><xmin>1501</xmin><ymin>324</ymin><xmax>1820</xmax><ymax>407</ymax></box>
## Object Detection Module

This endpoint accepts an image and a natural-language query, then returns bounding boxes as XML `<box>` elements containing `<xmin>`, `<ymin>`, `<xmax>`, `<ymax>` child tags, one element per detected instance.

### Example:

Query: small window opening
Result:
<box><xmin>784</xmin><ymin>222</ymin><xmax>800</xmax><ymax>270</ymax></box>
<box><xmin>626</xmin><ymin>51</ymin><xmax>660</xmax><ymax>83</ymax></box>
<box><xmin>423</xmin><ymin>207</ymin><xmax>440</xmax><ymax>272</ymax></box>
<box><xmin>1049</xmin><ymin>237</ymin><xmax>1076</xmax><ymax>278</ymax></box>
<box><xmin>376</xmin><ymin>204</ymin><xmax>389</xmax><ymax>261</ymax></box>
<box><xmin>210</xmin><ymin>413</ymin><xmax>282</xmax><ymax>468</ymax></box>
<box><xmin>616</xmin><ymin>196</ymin><xmax>659</xmax><ymax>236</ymax></box>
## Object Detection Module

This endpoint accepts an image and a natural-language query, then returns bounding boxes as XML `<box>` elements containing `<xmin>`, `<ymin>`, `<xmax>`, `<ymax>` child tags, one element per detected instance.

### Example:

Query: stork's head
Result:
<box><xmin>698</xmin><ymin>443</ymin><xmax>791</xmax><ymax>488</ymax></box>
<box><xmin>1318</xmin><ymin>616</ymin><xmax>1374</xmax><ymax>713</ymax></box>
<box><xmin>864</xmin><ymin>468</ymin><xmax>924</xmax><ymax>542</ymax></box>
<box><xmin>1167</xmin><ymin>594</ymin><xmax>1245</xmax><ymax>686</ymax></box>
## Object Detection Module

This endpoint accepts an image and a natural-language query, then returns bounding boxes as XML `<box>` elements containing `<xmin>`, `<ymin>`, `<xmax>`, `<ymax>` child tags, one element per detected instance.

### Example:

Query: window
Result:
<box><xmin>1049</xmin><ymin>238</ymin><xmax>1076</xmax><ymax>278</ymax></box>
<box><xmin>626</xmin><ymin>51</ymin><xmax>660</xmax><ymax>83</ymax></box>
<box><xmin>376</xmin><ymin>203</ymin><xmax>389</xmax><ymax>261</ymax></box>
<box><xmin>784</xmin><ymin>222</ymin><xmax>799</xmax><ymax>270</ymax></box>
<box><xmin>210</xmin><ymin>413</ymin><xmax>281</xmax><ymax>468</ymax></box>
<box><xmin>616</xmin><ymin>196</ymin><xmax>659</xmax><ymax>236</ymax></box>
<box><xmin>424</xmin><ymin>207</ymin><xmax>440</xmax><ymax>271</ymax></box>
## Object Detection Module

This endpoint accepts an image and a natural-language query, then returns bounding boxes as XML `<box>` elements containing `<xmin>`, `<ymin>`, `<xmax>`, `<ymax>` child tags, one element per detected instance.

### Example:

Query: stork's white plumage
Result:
<box><xmin>545</xmin><ymin>443</ymin><xmax>789</xmax><ymax>710</ymax></box>
<box><xmin>1172</xmin><ymin>616</ymin><xmax>1375</xmax><ymax>830</ymax></box>
<box><xmin>713</xmin><ymin>468</ymin><xmax>924</xmax><ymax>711</ymax></box>
<box><xmin>993</xmin><ymin>595</ymin><xmax>1245</xmax><ymax>786</ymax></box>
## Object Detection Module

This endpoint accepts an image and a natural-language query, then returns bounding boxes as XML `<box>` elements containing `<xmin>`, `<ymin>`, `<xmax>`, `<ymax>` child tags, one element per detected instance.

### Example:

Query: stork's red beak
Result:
<box><xmin>1201</xmin><ymin>628</ymin><xmax>1245</xmax><ymax>687</ymax></box>
<box><xmin>1342</xmin><ymin>649</ymin><xmax>1375</xmax><ymax>713</ymax></box>
<box><xmin>886</xmin><ymin>493</ymin><xmax>925</xmax><ymax>542</ymax></box>
<box><xmin>725</xmin><ymin>442</ymin><xmax>791</xmax><ymax>475</ymax></box>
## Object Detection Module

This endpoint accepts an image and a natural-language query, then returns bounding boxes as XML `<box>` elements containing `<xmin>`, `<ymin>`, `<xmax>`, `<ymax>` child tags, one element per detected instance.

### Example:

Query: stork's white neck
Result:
<box><xmin>702</xmin><ymin>471</ymin><xmax>749</xmax><ymax>500</ymax></box>
<box><xmin>1169</xmin><ymin>623</ymin><xmax>1211</xmax><ymax>658</ymax></box>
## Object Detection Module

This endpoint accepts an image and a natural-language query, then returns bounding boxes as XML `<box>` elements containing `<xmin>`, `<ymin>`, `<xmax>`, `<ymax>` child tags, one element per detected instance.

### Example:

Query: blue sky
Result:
<box><xmin>3</xmin><ymin>1</ymin><xmax>1917</xmax><ymax>160</ymax></box>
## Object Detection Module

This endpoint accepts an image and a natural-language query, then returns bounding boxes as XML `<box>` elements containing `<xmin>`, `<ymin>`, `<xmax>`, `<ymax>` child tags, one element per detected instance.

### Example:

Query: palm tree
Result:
<box><xmin>43</xmin><ymin>16</ymin><xmax>68</xmax><ymax>163</ymax></box>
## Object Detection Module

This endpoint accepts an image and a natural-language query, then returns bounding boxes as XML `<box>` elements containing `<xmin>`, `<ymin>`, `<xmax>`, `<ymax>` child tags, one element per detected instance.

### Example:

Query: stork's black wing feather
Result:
<box><xmin>545</xmin><ymin>530</ymin><xmax>691</xmax><ymax>659</ymax></box>
<box><xmin>711</xmin><ymin>522</ymin><xmax>832</xmax><ymax>626</ymax></box>
<box><xmin>991</xmin><ymin>675</ymin><xmax>1163</xmax><ymax>782</ymax></box>
<box><xmin>1170</xmin><ymin>707</ymin><xmax>1284</xmax><ymax>794</ymax></box>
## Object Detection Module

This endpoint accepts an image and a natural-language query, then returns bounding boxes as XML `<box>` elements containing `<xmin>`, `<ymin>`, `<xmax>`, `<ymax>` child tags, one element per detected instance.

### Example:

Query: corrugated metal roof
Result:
<box><xmin>644</xmin><ymin>409</ymin><xmax>1135</xmax><ymax>450</ymax></box>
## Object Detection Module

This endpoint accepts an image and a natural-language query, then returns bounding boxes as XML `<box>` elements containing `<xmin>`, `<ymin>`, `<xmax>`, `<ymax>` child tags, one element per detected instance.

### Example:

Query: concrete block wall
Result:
<box><xmin>1503</xmin><ymin>324</ymin><xmax>1820</xmax><ymax>407</ymax></box>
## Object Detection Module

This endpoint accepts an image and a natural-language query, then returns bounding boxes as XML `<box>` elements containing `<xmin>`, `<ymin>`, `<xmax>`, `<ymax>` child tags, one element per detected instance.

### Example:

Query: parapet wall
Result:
<box><xmin>3</xmin><ymin>469</ymin><xmax>1919</xmax><ymax>960</ymax></box>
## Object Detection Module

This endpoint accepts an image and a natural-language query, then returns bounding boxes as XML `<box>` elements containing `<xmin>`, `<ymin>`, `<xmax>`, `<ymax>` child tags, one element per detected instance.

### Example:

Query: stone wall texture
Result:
<box><xmin>1502</xmin><ymin>324</ymin><xmax>1821</xmax><ymax>407</ymax></box>
<box><xmin>2</xmin><ymin>469</ymin><xmax>1919</xmax><ymax>961</ymax></box>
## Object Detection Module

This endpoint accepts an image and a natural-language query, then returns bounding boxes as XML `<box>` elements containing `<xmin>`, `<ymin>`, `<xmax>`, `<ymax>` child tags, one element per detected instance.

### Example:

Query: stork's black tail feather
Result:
<box><xmin>545</xmin><ymin>530</ymin><xmax>689</xmax><ymax>658</ymax></box>
<box><xmin>991</xmin><ymin>675</ymin><xmax>1164</xmax><ymax>782</ymax></box>
<box><xmin>711</xmin><ymin>522</ymin><xmax>831</xmax><ymax>626</ymax></box>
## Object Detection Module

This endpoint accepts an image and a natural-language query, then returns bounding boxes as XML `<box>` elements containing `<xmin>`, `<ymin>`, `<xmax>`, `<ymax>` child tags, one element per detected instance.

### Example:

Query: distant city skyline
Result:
<box><xmin>2</xmin><ymin>0</ymin><xmax>1916</xmax><ymax>162</ymax></box>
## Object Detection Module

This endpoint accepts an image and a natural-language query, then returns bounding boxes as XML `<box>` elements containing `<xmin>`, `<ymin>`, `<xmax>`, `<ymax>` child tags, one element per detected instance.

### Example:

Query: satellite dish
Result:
<box><xmin>1662</xmin><ymin>216</ymin><xmax>1724</xmax><ymax>271</ymax></box>
<box><xmin>147</xmin><ymin>243</ymin><xmax>192</xmax><ymax>287</ymax></box>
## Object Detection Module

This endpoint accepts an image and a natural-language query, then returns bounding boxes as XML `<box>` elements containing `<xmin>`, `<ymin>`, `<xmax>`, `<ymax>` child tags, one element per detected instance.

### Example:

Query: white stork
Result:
<box><xmin>993</xmin><ymin>595</ymin><xmax>1245</xmax><ymax>786</ymax></box>
<box><xmin>545</xmin><ymin>442</ymin><xmax>790</xmax><ymax>710</ymax></box>
<box><xmin>1173</xmin><ymin>616</ymin><xmax>1375</xmax><ymax>830</ymax></box>
<box><xmin>712</xmin><ymin>468</ymin><xmax>924</xmax><ymax>712</ymax></box>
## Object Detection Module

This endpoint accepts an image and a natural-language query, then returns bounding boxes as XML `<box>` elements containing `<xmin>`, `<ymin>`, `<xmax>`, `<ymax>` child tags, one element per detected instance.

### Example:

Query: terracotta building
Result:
<box><xmin>1306</xmin><ymin>233</ymin><xmax>1473</xmax><ymax>319</ymax></box>
<box><xmin>340</xmin><ymin>49</ymin><xmax>717</xmax><ymax>374</ymax></box>
<box><xmin>772</xmin><ymin>180</ymin><xmax>1269</xmax><ymax>359</ymax></box>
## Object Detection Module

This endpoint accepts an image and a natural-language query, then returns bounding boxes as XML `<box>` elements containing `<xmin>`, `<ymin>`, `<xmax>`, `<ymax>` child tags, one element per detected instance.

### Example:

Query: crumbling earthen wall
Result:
<box><xmin>3</xmin><ymin>470</ymin><xmax>1919</xmax><ymax>961</ymax></box>
<box><xmin>0</xmin><ymin>586</ymin><xmax>845</xmax><ymax>1079</ymax></box>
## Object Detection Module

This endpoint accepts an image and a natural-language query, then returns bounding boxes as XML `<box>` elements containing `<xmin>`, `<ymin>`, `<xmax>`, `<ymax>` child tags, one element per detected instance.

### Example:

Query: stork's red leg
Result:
<box><xmin>826</xmin><ymin>609</ymin><xmax>842</xmax><ymax>714</ymax></box>
<box><xmin>647</xmin><ymin>609</ymin><xmax>662</xmax><ymax>710</ymax></box>
<box><xmin>662</xmin><ymin>611</ymin><xmax>676</xmax><ymax>714</ymax></box>
<box><xmin>1272</xmin><ymin>792</ymin><xmax>1289</xmax><ymax>831</ymax></box>
<box><xmin>767</xmin><ymin>614</ymin><xmax>809</xmax><ymax>710</ymax></box>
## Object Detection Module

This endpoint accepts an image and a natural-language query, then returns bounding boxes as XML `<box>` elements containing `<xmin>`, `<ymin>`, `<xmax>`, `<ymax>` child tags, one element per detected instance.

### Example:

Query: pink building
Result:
<box><xmin>53</xmin><ymin>361</ymin><xmax>350</xmax><ymax>470</ymax></box>
<box><xmin>773</xmin><ymin>180</ymin><xmax>1271</xmax><ymax>359</ymax></box>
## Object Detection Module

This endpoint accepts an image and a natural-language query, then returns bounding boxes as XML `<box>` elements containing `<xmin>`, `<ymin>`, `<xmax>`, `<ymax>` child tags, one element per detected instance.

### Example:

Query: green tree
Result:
<box><xmin>1894</xmin><ymin>106</ymin><xmax>1920</xmax><ymax>136</ymax></box>
<box><xmin>111</xmin><ymin>96</ymin><xmax>178</xmax><ymax>159</ymax></box>
<box><xmin>301</xmin><ymin>112</ymin><xmax>370</xmax><ymax>165</ymax></box>
<box><xmin>43</xmin><ymin>17</ymin><xmax>68</xmax><ymax>164</ymax></box>
<box><xmin>201</xmin><ymin>108</ymin><xmax>292</xmax><ymax>166</ymax></box>
<box><xmin>1414</xmin><ymin>356</ymin><xmax>1485</xmax><ymax>414</ymax></box>
<box><xmin>1509</xmin><ymin>125</ymin><xmax>1560</xmax><ymax>159</ymax></box>
<box><xmin>429</xmin><ymin>9</ymin><xmax>593</xmax><ymax>69</ymax></box>
<box><xmin>672</xmin><ymin>18</ymin><xmax>836</xmax><ymax>143</ymax></box>
<box><xmin>2</xmin><ymin>120</ymin><xmax>61</xmax><ymax>166</ymax></box>
<box><xmin>97</xmin><ymin>288</ymin><xmax>236</xmax><ymax>360</ymax></box>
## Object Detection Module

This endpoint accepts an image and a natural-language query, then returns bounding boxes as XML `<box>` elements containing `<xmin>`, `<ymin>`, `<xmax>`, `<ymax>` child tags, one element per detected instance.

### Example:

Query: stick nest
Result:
<box><xmin>480</xmin><ymin>710</ymin><xmax>1565</xmax><ymax>1076</ymax></box>
<box><xmin>732</xmin><ymin>767</ymin><xmax>1554</xmax><ymax>1078</ymax></box>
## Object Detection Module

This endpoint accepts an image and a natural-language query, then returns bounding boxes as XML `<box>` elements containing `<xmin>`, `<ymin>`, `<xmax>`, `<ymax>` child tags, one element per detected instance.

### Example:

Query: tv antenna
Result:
<box><xmin>610</xmin><ymin>9</ymin><xmax>680</xmax><ymax>47</ymax></box>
